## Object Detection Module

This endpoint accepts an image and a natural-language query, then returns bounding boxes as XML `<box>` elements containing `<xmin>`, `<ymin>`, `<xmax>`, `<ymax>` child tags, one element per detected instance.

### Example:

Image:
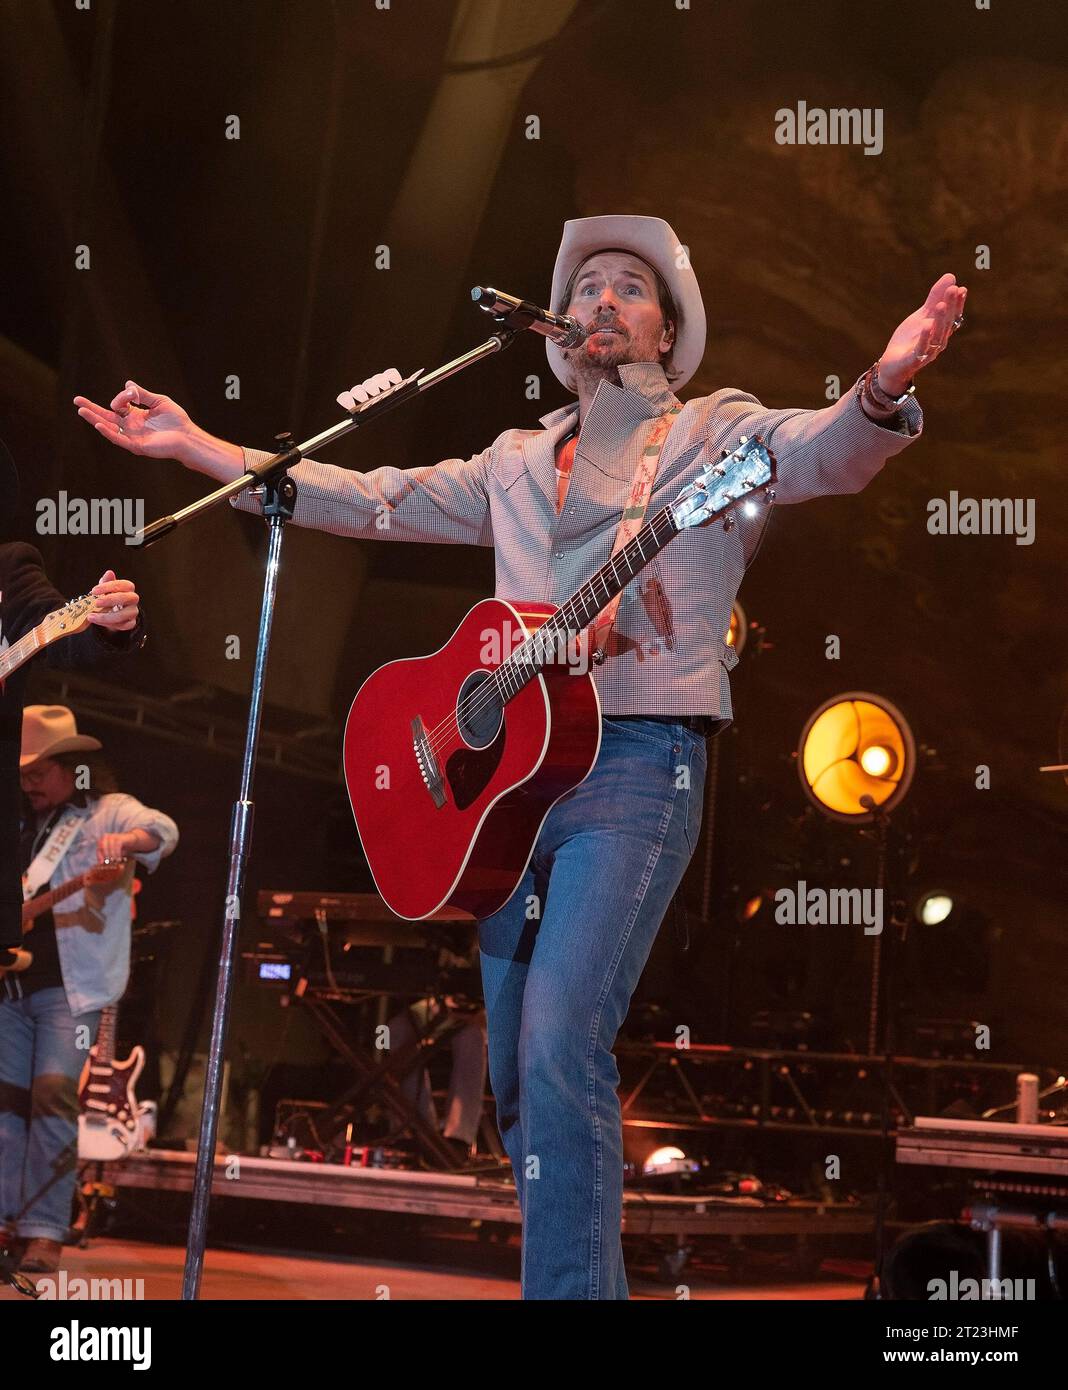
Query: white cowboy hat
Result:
<box><xmin>546</xmin><ymin>214</ymin><xmax>707</xmax><ymax>394</ymax></box>
<box><xmin>20</xmin><ymin>705</ymin><xmax>102</xmax><ymax>769</ymax></box>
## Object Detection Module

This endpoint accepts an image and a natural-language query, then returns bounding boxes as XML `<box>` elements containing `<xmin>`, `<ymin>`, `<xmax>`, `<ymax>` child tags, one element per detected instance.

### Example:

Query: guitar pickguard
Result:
<box><xmin>445</xmin><ymin>726</ymin><xmax>507</xmax><ymax>810</ymax></box>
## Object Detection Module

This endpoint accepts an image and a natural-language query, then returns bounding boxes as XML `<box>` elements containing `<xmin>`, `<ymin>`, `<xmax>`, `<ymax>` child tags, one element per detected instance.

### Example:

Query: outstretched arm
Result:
<box><xmin>706</xmin><ymin>272</ymin><xmax>968</xmax><ymax>506</ymax></box>
<box><xmin>74</xmin><ymin>372</ymin><xmax>493</xmax><ymax>546</ymax></box>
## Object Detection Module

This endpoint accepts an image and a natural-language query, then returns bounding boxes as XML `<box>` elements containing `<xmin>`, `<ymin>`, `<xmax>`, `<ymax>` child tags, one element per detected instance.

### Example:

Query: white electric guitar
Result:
<box><xmin>77</xmin><ymin>1004</ymin><xmax>156</xmax><ymax>1161</ymax></box>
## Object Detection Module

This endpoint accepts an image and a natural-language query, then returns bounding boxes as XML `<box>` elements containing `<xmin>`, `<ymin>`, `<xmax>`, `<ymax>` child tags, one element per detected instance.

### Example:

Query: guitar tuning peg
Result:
<box><xmin>723</xmin><ymin>513</ymin><xmax>736</xmax><ymax>531</ymax></box>
<box><xmin>719</xmin><ymin>447</ymin><xmax>729</xmax><ymax>458</ymax></box>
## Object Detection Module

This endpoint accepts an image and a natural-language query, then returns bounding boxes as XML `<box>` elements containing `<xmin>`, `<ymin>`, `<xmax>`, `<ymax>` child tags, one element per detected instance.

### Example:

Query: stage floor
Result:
<box><xmin>0</xmin><ymin>1236</ymin><xmax>868</xmax><ymax>1300</ymax></box>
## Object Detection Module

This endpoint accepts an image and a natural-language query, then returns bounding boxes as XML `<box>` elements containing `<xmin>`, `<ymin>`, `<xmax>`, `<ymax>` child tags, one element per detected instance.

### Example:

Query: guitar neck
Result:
<box><xmin>94</xmin><ymin>1004</ymin><xmax>118</xmax><ymax>1065</ymax></box>
<box><xmin>0</xmin><ymin>627</ymin><xmax>42</xmax><ymax>681</ymax></box>
<box><xmin>0</xmin><ymin>595</ymin><xmax>93</xmax><ymax>682</ymax></box>
<box><xmin>495</xmin><ymin>502</ymin><xmax>679</xmax><ymax>697</ymax></box>
<box><xmin>23</xmin><ymin>872</ymin><xmax>89</xmax><ymax>924</ymax></box>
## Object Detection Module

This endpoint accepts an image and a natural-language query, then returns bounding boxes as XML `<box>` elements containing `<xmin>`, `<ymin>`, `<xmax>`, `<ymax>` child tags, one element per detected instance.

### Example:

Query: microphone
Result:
<box><xmin>470</xmin><ymin>287</ymin><xmax>587</xmax><ymax>349</ymax></box>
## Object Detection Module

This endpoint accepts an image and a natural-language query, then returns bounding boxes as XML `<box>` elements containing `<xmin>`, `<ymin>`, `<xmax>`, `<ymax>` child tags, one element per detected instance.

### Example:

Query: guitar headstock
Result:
<box><xmin>39</xmin><ymin>593</ymin><xmax>96</xmax><ymax>645</ymax></box>
<box><xmin>670</xmin><ymin>435</ymin><xmax>777</xmax><ymax>532</ymax></box>
<box><xmin>86</xmin><ymin>858</ymin><xmax>130</xmax><ymax>888</ymax></box>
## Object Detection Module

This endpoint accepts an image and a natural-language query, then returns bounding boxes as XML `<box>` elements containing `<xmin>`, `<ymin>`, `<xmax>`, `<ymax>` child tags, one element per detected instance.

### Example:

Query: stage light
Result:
<box><xmin>917</xmin><ymin>892</ymin><xmax>954</xmax><ymax>926</ymax></box>
<box><xmin>642</xmin><ymin>1145</ymin><xmax>698</xmax><ymax>1177</ymax></box>
<box><xmin>646</xmin><ymin>1145</ymin><xmax>685</xmax><ymax>1167</ymax></box>
<box><xmin>737</xmin><ymin>888</ymin><xmax>776</xmax><ymax>923</ymax></box>
<box><xmin>860</xmin><ymin>744</ymin><xmax>894</xmax><ymax>777</ymax></box>
<box><xmin>798</xmin><ymin>692</ymin><xmax>915</xmax><ymax>823</ymax></box>
<box><xmin>725</xmin><ymin>600</ymin><xmax>748</xmax><ymax>655</ymax></box>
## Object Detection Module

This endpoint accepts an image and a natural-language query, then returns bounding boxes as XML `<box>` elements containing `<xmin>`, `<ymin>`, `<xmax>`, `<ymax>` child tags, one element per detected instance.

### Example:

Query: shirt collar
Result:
<box><xmin>537</xmin><ymin>360</ymin><xmax>680</xmax><ymax>430</ymax></box>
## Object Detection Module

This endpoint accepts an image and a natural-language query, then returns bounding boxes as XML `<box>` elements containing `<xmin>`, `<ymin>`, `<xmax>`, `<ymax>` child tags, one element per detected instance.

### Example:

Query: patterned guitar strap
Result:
<box><xmin>587</xmin><ymin>404</ymin><xmax>683</xmax><ymax>665</ymax></box>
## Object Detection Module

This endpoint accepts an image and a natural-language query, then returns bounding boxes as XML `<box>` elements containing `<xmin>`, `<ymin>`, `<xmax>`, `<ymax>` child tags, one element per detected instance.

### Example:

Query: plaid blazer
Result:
<box><xmin>233</xmin><ymin>362</ymin><xmax>922</xmax><ymax>721</ymax></box>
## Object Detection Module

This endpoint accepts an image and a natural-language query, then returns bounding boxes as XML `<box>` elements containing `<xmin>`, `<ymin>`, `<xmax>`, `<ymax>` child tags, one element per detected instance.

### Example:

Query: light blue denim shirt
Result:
<box><xmin>28</xmin><ymin>793</ymin><xmax>179</xmax><ymax>1016</ymax></box>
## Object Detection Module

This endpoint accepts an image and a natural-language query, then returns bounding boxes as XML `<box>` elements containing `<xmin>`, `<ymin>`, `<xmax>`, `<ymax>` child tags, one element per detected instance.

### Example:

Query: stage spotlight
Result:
<box><xmin>907</xmin><ymin>891</ymin><xmax>991</xmax><ymax>997</ymax></box>
<box><xmin>860</xmin><ymin>743</ymin><xmax>894</xmax><ymax>778</ymax></box>
<box><xmin>642</xmin><ymin>1145</ymin><xmax>697</xmax><ymax>1177</ymax></box>
<box><xmin>737</xmin><ymin>887</ymin><xmax>776</xmax><ymax>923</ymax></box>
<box><xmin>798</xmin><ymin>692</ymin><xmax>915</xmax><ymax>823</ymax></box>
<box><xmin>917</xmin><ymin>891</ymin><xmax>954</xmax><ymax>926</ymax></box>
<box><xmin>725</xmin><ymin>601</ymin><xmax>748</xmax><ymax>655</ymax></box>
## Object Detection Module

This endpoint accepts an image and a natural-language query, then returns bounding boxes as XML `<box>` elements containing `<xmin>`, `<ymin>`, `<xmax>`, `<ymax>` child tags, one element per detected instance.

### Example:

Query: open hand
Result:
<box><xmin>74</xmin><ymin>381</ymin><xmax>196</xmax><ymax>461</ymax></box>
<box><xmin>878</xmin><ymin>274</ymin><xmax>968</xmax><ymax>395</ymax></box>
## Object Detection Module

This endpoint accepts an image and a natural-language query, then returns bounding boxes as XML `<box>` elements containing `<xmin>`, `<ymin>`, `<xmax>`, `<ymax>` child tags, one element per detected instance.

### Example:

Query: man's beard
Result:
<box><xmin>567</xmin><ymin>322</ymin><xmax>664</xmax><ymax>386</ymax></box>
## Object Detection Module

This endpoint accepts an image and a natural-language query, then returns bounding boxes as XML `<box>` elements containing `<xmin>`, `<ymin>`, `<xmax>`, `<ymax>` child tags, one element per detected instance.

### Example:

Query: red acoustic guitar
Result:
<box><xmin>343</xmin><ymin>435</ymin><xmax>776</xmax><ymax>920</ymax></box>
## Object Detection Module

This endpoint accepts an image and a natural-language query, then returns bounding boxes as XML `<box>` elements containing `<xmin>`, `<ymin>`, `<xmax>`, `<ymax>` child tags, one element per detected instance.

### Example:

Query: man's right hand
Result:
<box><xmin>73</xmin><ymin>381</ymin><xmax>243</xmax><ymax>481</ymax></box>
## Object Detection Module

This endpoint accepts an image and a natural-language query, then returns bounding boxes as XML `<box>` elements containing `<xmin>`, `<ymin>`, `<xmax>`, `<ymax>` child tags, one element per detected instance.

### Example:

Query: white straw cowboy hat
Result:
<box><xmin>20</xmin><ymin>706</ymin><xmax>102</xmax><ymax>769</ymax></box>
<box><xmin>546</xmin><ymin>214</ymin><xmax>707</xmax><ymax>394</ymax></box>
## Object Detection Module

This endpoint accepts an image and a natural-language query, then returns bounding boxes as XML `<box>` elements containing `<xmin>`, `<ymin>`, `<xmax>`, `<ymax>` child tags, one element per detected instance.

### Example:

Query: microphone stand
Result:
<box><xmin>131</xmin><ymin>321</ymin><xmax>521</xmax><ymax>1300</ymax></box>
<box><xmin>860</xmin><ymin>799</ymin><xmax>910</xmax><ymax>1300</ymax></box>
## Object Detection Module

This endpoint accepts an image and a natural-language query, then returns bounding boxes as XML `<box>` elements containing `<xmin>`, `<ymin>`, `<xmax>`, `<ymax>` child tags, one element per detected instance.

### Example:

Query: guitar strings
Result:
<box><xmin>422</xmin><ymin>508</ymin><xmax>676</xmax><ymax>755</ymax></box>
<box><xmin>422</xmin><ymin>507</ymin><xmax>679</xmax><ymax>758</ymax></box>
<box><xmin>422</xmin><ymin>448</ymin><xmax>764</xmax><ymax>755</ymax></box>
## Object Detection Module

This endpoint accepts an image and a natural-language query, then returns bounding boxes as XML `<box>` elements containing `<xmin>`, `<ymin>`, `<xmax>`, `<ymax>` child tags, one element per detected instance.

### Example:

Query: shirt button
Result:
<box><xmin>554</xmin><ymin>550</ymin><xmax>564</xmax><ymax>558</ymax></box>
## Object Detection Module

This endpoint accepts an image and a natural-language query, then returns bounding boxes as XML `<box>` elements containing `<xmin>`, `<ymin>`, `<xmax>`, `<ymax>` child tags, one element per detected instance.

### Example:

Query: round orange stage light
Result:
<box><xmin>798</xmin><ymin>693</ymin><xmax>915</xmax><ymax>823</ymax></box>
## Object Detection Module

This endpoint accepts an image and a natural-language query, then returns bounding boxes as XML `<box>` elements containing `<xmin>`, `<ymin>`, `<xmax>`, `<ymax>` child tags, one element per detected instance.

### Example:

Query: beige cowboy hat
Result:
<box><xmin>20</xmin><ymin>705</ymin><xmax>102</xmax><ymax>769</ymax></box>
<box><xmin>546</xmin><ymin>214</ymin><xmax>707</xmax><ymax>394</ymax></box>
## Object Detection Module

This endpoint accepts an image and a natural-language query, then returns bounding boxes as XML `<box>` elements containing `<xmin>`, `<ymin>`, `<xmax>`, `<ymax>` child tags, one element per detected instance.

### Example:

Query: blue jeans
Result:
<box><xmin>0</xmin><ymin>986</ymin><xmax>100</xmax><ymax>1242</ymax></box>
<box><xmin>478</xmin><ymin>716</ymin><xmax>707</xmax><ymax>1299</ymax></box>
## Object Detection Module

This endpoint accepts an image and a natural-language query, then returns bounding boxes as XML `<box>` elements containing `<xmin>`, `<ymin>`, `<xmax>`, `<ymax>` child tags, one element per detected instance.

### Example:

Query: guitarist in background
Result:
<box><xmin>0</xmin><ymin>440</ymin><xmax>168</xmax><ymax>1274</ymax></box>
<box><xmin>0</xmin><ymin>438</ymin><xmax>148</xmax><ymax>961</ymax></box>
<box><xmin>0</xmin><ymin>706</ymin><xmax>178</xmax><ymax>1274</ymax></box>
<box><xmin>74</xmin><ymin>214</ymin><xmax>966</xmax><ymax>1298</ymax></box>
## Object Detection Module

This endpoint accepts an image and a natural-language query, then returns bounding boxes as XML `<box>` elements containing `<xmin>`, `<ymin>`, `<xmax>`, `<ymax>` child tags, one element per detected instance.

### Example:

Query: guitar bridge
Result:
<box><xmin>412</xmin><ymin>715</ymin><xmax>446</xmax><ymax>808</ymax></box>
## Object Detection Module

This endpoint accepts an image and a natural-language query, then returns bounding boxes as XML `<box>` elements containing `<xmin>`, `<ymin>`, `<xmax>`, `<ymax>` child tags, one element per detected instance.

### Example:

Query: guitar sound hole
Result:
<box><xmin>447</xmin><ymin>671</ymin><xmax>507</xmax><ymax>811</ymax></box>
<box><xmin>456</xmin><ymin>670</ymin><xmax>503</xmax><ymax>749</ymax></box>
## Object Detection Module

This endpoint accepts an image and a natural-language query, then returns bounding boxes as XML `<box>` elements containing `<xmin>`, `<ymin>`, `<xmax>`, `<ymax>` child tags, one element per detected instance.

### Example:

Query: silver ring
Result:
<box><xmin>111</xmin><ymin>603</ymin><xmax>122</xmax><ymax>612</ymax></box>
<box><xmin>118</xmin><ymin>424</ymin><xmax>125</xmax><ymax>434</ymax></box>
<box><xmin>952</xmin><ymin>315</ymin><xmax>963</xmax><ymax>329</ymax></box>
<box><xmin>918</xmin><ymin>352</ymin><xmax>928</xmax><ymax>362</ymax></box>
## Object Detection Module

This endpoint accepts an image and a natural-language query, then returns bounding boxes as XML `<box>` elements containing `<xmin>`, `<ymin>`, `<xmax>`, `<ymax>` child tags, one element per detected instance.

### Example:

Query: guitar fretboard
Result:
<box><xmin>493</xmin><ymin>503</ymin><xmax>679</xmax><ymax>701</ymax></box>
<box><xmin>94</xmin><ymin>1004</ymin><xmax>118</xmax><ymax>1067</ymax></box>
<box><xmin>0</xmin><ymin>628</ymin><xmax>40</xmax><ymax>680</ymax></box>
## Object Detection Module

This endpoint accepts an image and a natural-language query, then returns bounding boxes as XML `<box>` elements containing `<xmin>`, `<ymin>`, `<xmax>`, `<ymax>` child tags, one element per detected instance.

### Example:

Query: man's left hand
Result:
<box><xmin>877</xmin><ymin>273</ymin><xmax>968</xmax><ymax>396</ymax></box>
<box><xmin>97</xmin><ymin>832</ymin><xmax>131</xmax><ymax>864</ymax></box>
<box><xmin>88</xmin><ymin>569</ymin><xmax>140</xmax><ymax>632</ymax></box>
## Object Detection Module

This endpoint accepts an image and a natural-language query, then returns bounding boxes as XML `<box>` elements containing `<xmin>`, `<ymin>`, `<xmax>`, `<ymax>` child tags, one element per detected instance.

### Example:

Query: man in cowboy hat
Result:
<box><xmin>0</xmin><ymin>706</ymin><xmax>177</xmax><ymax>1274</ymax></box>
<box><xmin>74</xmin><ymin>214</ymin><xmax>967</xmax><ymax>1298</ymax></box>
